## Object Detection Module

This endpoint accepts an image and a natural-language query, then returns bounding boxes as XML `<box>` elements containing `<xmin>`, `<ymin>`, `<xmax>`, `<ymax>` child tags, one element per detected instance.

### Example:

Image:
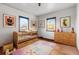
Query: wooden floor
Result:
<box><xmin>39</xmin><ymin>38</ymin><xmax>79</xmax><ymax>55</ymax></box>
<box><xmin>50</xmin><ymin>43</ymin><xmax>79</xmax><ymax>55</ymax></box>
<box><xmin>0</xmin><ymin>38</ymin><xmax>79</xmax><ymax>55</ymax></box>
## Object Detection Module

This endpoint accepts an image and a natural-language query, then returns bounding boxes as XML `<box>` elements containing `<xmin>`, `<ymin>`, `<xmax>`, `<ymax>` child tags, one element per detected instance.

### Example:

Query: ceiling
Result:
<box><xmin>3</xmin><ymin>3</ymin><xmax>76</xmax><ymax>16</ymax></box>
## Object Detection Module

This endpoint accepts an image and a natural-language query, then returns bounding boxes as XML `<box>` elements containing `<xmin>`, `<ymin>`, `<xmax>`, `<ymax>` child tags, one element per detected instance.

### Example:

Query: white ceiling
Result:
<box><xmin>3</xmin><ymin>3</ymin><xmax>76</xmax><ymax>16</ymax></box>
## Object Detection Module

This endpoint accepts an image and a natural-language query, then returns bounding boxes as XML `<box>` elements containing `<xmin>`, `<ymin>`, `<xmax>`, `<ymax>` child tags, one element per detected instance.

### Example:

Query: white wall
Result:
<box><xmin>0</xmin><ymin>4</ymin><xmax>77</xmax><ymax>47</ymax></box>
<box><xmin>0</xmin><ymin>4</ymin><xmax>37</xmax><ymax>47</ymax></box>
<box><xmin>76</xmin><ymin>4</ymin><xmax>79</xmax><ymax>49</ymax></box>
<box><xmin>37</xmin><ymin>6</ymin><xmax>76</xmax><ymax>40</ymax></box>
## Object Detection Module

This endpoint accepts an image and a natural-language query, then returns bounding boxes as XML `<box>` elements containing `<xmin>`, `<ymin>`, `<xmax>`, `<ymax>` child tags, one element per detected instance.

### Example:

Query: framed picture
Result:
<box><xmin>4</xmin><ymin>14</ymin><xmax>16</xmax><ymax>27</ymax></box>
<box><xmin>60</xmin><ymin>16</ymin><xmax>71</xmax><ymax>28</ymax></box>
<box><xmin>46</xmin><ymin>17</ymin><xmax>56</xmax><ymax>32</ymax></box>
<box><xmin>30</xmin><ymin>20</ymin><xmax>37</xmax><ymax>31</ymax></box>
<box><xmin>31</xmin><ymin>20</ymin><xmax>36</xmax><ymax>27</ymax></box>
<box><xmin>19</xmin><ymin>16</ymin><xmax>29</xmax><ymax>32</ymax></box>
<box><xmin>38</xmin><ymin>20</ymin><xmax>45</xmax><ymax>28</ymax></box>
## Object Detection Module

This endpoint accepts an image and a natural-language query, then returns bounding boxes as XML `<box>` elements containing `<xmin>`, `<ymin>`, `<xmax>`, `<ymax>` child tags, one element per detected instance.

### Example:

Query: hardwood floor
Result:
<box><xmin>50</xmin><ymin>43</ymin><xmax>79</xmax><ymax>55</ymax></box>
<box><xmin>0</xmin><ymin>38</ymin><xmax>79</xmax><ymax>55</ymax></box>
<box><xmin>39</xmin><ymin>38</ymin><xmax>79</xmax><ymax>55</ymax></box>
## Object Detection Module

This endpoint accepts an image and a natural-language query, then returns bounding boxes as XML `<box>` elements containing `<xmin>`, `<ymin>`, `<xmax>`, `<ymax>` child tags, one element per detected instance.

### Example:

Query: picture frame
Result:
<box><xmin>4</xmin><ymin>14</ymin><xmax>16</xmax><ymax>28</ymax></box>
<box><xmin>31</xmin><ymin>20</ymin><xmax>36</xmax><ymax>27</ymax></box>
<box><xmin>19</xmin><ymin>16</ymin><xmax>29</xmax><ymax>32</ymax></box>
<box><xmin>60</xmin><ymin>16</ymin><xmax>71</xmax><ymax>28</ymax></box>
<box><xmin>46</xmin><ymin>17</ymin><xmax>56</xmax><ymax>32</ymax></box>
<box><xmin>38</xmin><ymin>20</ymin><xmax>45</xmax><ymax>28</ymax></box>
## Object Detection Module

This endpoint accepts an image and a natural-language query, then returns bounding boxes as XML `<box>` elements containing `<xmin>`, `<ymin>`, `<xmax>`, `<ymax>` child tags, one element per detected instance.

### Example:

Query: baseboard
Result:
<box><xmin>38</xmin><ymin>36</ymin><xmax>54</xmax><ymax>42</ymax></box>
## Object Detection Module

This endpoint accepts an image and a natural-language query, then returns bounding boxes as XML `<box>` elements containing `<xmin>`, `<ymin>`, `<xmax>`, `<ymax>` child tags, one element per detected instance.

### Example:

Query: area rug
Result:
<box><xmin>13</xmin><ymin>40</ymin><xmax>56</xmax><ymax>55</ymax></box>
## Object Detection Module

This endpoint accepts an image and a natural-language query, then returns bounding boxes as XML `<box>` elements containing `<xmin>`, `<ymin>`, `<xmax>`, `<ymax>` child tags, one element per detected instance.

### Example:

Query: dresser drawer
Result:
<box><xmin>55</xmin><ymin>32</ymin><xmax>76</xmax><ymax>47</ymax></box>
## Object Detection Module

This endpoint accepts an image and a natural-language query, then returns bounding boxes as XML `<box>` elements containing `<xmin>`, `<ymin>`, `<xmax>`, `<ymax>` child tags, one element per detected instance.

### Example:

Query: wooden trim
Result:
<box><xmin>38</xmin><ymin>37</ymin><xmax>54</xmax><ymax>42</ymax></box>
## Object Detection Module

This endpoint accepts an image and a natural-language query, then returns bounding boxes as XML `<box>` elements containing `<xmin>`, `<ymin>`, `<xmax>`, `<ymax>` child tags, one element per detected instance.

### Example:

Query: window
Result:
<box><xmin>19</xmin><ymin>16</ymin><xmax>29</xmax><ymax>31</ymax></box>
<box><xmin>46</xmin><ymin>17</ymin><xmax>56</xmax><ymax>32</ymax></box>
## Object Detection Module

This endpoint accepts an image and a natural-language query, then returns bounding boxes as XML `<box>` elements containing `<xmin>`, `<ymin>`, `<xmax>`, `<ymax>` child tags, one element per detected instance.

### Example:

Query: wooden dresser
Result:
<box><xmin>54</xmin><ymin>32</ymin><xmax>76</xmax><ymax>47</ymax></box>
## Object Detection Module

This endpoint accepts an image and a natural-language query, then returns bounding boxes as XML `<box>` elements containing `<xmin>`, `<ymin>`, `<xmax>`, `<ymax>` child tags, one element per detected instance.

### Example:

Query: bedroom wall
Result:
<box><xmin>37</xmin><ymin>6</ymin><xmax>76</xmax><ymax>40</ymax></box>
<box><xmin>76</xmin><ymin>4</ymin><xmax>79</xmax><ymax>50</ymax></box>
<box><xmin>0</xmin><ymin>4</ymin><xmax>37</xmax><ymax>47</ymax></box>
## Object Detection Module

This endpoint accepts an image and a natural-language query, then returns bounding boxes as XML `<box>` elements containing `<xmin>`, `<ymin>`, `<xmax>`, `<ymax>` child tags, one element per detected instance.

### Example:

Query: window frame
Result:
<box><xmin>19</xmin><ymin>16</ymin><xmax>29</xmax><ymax>32</ymax></box>
<box><xmin>46</xmin><ymin>17</ymin><xmax>56</xmax><ymax>32</ymax></box>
